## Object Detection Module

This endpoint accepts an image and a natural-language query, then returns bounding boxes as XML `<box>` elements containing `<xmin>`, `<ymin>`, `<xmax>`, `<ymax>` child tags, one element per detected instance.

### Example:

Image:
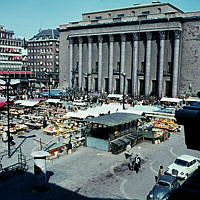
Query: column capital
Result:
<box><xmin>97</xmin><ymin>35</ymin><xmax>103</xmax><ymax>43</ymax></box>
<box><xmin>159</xmin><ymin>31</ymin><xmax>166</xmax><ymax>40</ymax></box>
<box><xmin>87</xmin><ymin>36</ymin><xmax>93</xmax><ymax>43</ymax></box>
<box><xmin>132</xmin><ymin>32</ymin><xmax>139</xmax><ymax>41</ymax></box>
<box><xmin>108</xmin><ymin>34</ymin><xmax>115</xmax><ymax>42</ymax></box>
<box><xmin>146</xmin><ymin>32</ymin><xmax>152</xmax><ymax>40</ymax></box>
<box><xmin>120</xmin><ymin>34</ymin><xmax>126</xmax><ymax>42</ymax></box>
<box><xmin>174</xmin><ymin>30</ymin><xmax>181</xmax><ymax>39</ymax></box>
<box><xmin>78</xmin><ymin>37</ymin><xmax>83</xmax><ymax>44</ymax></box>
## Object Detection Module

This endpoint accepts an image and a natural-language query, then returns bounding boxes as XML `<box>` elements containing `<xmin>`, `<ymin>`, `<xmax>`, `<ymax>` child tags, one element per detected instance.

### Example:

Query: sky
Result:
<box><xmin>0</xmin><ymin>0</ymin><xmax>199</xmax><ymax>40</ymax></box>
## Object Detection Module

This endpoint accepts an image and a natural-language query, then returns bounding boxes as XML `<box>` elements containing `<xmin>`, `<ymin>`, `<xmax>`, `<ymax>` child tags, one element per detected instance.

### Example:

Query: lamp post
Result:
<box><xmin>45</xmin><ymin>72</ymin><xmax>52</xmax><ymax>98</ymax></box>
<box><xmin>6</xmin><ymin>79</ymin><xmax>11</xmax><ymax>157</ymax></box>
<box><xmin>121</xmin><ymin>72</ymin><xmax>126</xmax><ymax>110</ymax></box>
<box><xmin>0</xmin><ymin>77</ymin><xmax>20</xmax><ymax>157</ymax></box>
<box><xmin>83</xmin><ymin>72</ymin><xmax>91</xmax><ymax>102</ymax></box>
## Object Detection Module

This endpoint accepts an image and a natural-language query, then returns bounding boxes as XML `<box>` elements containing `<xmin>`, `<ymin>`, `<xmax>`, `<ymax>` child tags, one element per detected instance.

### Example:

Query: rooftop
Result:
<box><xmin>29</xmin><ymin>29</ymin><xmax>59</xmax><ymax>42</ymax></box>
<box><xmin>83</xmin><ymin>2</ymin><xmax>184</xmax><ymax>15</ymax></box>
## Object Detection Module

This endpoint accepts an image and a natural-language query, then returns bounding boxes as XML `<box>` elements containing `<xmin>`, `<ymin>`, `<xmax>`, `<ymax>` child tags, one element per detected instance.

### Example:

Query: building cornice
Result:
<box><xmin>59</xmin><ymin>16</ymin><xmax>184</xmax><ymax>32</ymax></box>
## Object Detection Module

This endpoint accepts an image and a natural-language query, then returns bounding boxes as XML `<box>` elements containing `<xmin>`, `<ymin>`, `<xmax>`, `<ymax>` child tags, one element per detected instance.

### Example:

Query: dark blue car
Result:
<box><xmin>147</xmin><ymin>175</ymin><xmax>180</xmax><ymax>200</ymax></box>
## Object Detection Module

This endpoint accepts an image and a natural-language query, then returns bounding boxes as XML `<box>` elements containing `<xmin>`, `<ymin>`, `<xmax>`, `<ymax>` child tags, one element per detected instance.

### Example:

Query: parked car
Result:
<box><xmin>147</xmin><ymin>175</ymin><xmax>180</xmax><ymax>200</ymax></box>
<box><xmin>165</xmin><ymin>155</ymin><xmax>200</xmax><ymax>179</ymax></box>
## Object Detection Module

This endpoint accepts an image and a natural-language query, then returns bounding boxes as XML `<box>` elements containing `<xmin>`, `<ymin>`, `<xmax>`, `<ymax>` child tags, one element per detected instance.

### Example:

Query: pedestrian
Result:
<box><xmin>134</xmin><ymin>154</ymin><xmax>141</xmax><ymax>173</ymax></box>
<box><xmin>125</xmin><ymin>143</ymin><xmax>131</xmax><ymax>159</ymax></box>
<box><xmin>43</xmin><ymin>117</ymin><xmax>47</xmax><ymax>128</ymax></box>
<box><xmin>155</xmin><ymin>165</ymin><xmax>164</xmax><ymax>182</ymax></box>
<box><xmin>128</xmin><ymin>153</ymin><xmax>134</xmax><ymax>171</ymax></box>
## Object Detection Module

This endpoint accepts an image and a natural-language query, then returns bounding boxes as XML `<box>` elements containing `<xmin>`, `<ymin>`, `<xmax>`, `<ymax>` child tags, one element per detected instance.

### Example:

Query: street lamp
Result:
<box><xmin>44</xmin><ymin>72</ymin><xmax>52</xmax><ymax>98</ymax></box>
<box><xmin>0</xmin><ymin>77</ymin><xmax>20</xmax><ymax>157</ymax></box>
<box><xmin>121</xmin><ymin>72</ymin><xmax>126</xmax><ymax>110</ymax></box>
<box><xmin>9</xmin><ymin>135</ymin><xmax>36</xmax><ymax>157</ymax></box>
<box><xmin>83</xmin><ymin>72</ymin><xmax>91</xmax><ymax>102</ymax></box>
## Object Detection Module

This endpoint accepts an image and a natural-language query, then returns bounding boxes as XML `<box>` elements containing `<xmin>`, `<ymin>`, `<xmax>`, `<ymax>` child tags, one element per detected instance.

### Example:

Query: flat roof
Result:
<box><xmin>84</xmin><ymin>112</ymin><xmax>143</xmax><ymax>127</ymax></box>
<box><xmin>83</xmin><ymin>3</ymin><xmax>183</xmax><ymax>15</ymax></box>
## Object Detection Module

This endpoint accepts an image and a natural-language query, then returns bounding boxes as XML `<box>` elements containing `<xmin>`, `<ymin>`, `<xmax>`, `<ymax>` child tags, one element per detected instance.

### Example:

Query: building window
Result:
<box><xmin>167</xmin><ymin>62</ymin><xmax>173</xmax><ymax>74</ymax></box>
<box><xmin>115</xmin><ymin>79</ymin><xmax>120</xmax><ymax>94</ymax></box>
<box><xmin>95</xmin><ymin>62</ymin><xmax>98</xmax><ymax>72</ymax></box>
<box><xmin>117</xmin><ymin>14</ymin><xmax>124</xmax><ymax>18</ymax></box>
<box><xmin>96</xmin><ymin>16</ymin><xmax>102</xmax><ymax>20</ymax></box>
<box><xmin>158</xmin><ymin>8</ymin><xmax>161</xmax><ymax>14</ymax></box>
<box><xmin>117</xmin><ymin>62</ymin><xmax>120</xmax><ymax>72</ymax></box>
<box><xmin>142</xmin><ymin>11</ymin><xmax>150</xmax><ymax>15</ymax></box>
<box><xmin>94</xmin><ymin>78</ymin><xmax>98</xmax><ymax>91</ymax></box>
<box><xmin>108</xmin><ymin>13</ymin><xmax>111</xmax><ymax>18</ymax></box>
<box><xmin>139</xmin><ymin>79</ymin><xmax>145</xmax><ymax>95</ymax></box>
<box><xmin>76</xmin><ymin>62</ymin><xmax>79</xmax><ymax>70</ymax></box>
<box><xmin>131</xmin><ymin>11</ymin><xmax>135</xmax><ymax>16</ymax></box>
<box><xmin>105</xmin><ymin>78</ymin><xmax>108</xmax><ymax>93</ymax></box>
<box><xmin>127</xmin><ymin>79</ymin><xmax>132</xmax><ymax>94</ymax></box>
<box><xmin>151</xmin><ymin>80</ymin><xmax>157</xmax><ymax>96</ymax></box>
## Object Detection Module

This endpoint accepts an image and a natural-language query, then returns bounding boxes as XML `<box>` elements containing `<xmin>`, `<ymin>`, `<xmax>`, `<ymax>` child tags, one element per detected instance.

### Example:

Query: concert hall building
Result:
<box><xmin>59</xmin><ymin>2</ymin><xmax>200</xmax><ymax>97</ymax></box>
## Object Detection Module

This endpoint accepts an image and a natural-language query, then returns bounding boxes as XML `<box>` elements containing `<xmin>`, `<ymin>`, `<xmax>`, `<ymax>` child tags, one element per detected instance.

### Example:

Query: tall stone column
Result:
<box><xmin>108</xmin><ymin>35</ymin><xmax>114</xmax><ymax>93</ymax></box>
<box><xmin>132</xmin><ymin>33</ymin><xmax>139</xmax><ymax>97</ymax></box>
<box><xmin>87</xmin><ymin>36</ymin><xmax>93</xmax><ymax>91</ymax></box>
<box><xmin>78</xmin><ymin>37</ymin><xmax>83</xmax><ymax>90</ymax></box>
<box><xmin>120</xmin><ymin>34</ymin><xmax>126</xmax><ymax>94</ymax></box>
<box><xmin>172</xmin><ymin>30</ymin><xmax>181</xmax><ymax>98</ymax></box>
<box><xmin>158</xmin><ymin>31</ymin><xmax>165</xmax><ymax>98</ymax></box>
<box><xmin>69</xmin><ymin>37</ymin><xmax>73</xmax><ymax>88</ymax></box>
<box><xmin>98</xmin><ymin>35</ymin><xmax>103</xmax><ymax>92</ymax></box>
<box><xmin>145</xmin><ymin>32</ymin><xmax>152</xmax><ymax>96</ymax></box>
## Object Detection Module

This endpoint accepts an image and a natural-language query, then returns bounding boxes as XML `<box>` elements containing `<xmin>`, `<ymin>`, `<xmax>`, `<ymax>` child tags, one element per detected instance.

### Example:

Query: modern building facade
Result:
<box><xmin>59</xmin><ymin>2</ymin><xmax>200</xmax><ymax>97</ymax></box>
<box><xmin>0</xmin><ymin>25</ymin><xmax>33</xmax><ymax>80</ymax></box>
<box><xmin>28</xmin><ymin>29</ymin><xmax>59</xmax><ymax>87</ymax></box>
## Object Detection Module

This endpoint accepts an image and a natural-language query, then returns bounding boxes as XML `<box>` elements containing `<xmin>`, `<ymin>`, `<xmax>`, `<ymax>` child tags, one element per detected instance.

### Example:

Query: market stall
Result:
<box><xmin>83</xmin><ymin>112</ymin><xmax>143</xmax><ymax>154</ymax></box>
<box><xmin>139</xmin><ymin>113</ymin><xmax>179</xmax><ymax>144</ymax></box>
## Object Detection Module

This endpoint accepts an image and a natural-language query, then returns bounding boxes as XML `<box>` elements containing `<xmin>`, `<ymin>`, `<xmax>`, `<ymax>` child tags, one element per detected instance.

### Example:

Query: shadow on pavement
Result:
<box><xmin>0</xmin><ymin>171</ymin><xmax>141</xmax><ymax>200</ymax></box>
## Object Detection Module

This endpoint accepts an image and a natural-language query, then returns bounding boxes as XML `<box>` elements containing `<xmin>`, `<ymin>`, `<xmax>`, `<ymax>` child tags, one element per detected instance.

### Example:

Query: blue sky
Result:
<box><xmin>1</xmin><ymin>0</ymin><xmax>199</xmax><ymax>39</ymax></box>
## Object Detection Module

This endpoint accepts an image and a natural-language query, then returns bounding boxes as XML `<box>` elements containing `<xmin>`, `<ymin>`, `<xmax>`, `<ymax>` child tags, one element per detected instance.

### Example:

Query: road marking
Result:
<box><xmin>110</xmin><ymin>163</ymin><xmax>132</xmax><ymax>199</ymax></box>
<box><xmin>169</xmin><ymin>147</ymin><xmax>178</xmax><ymax>157</ymax></box>
<box><xmin>149</xmin><ymin>161</ymin><xmax>157</xmax><ymax>174</ymax></box>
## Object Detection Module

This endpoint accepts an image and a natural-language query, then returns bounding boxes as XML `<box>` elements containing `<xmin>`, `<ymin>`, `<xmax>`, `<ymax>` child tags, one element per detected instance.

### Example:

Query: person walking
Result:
<box><xmin>128</xmin><ymin>153</ymin><xmax>134</xmax><ymax>171</ymax></box>
<box><xmin>155</xmin><ymin>165</ymin><xmax>164</xmax><ymax>181</ymax></box>
<box><xmin>125</xmin><ymin>143</ymin><xmax>132</xmax><ymax>159</ymax></box>
<box><xmin>134</xmin><ymin>154</ymin><xmax>141</xmax><ymax>173</ymax></box>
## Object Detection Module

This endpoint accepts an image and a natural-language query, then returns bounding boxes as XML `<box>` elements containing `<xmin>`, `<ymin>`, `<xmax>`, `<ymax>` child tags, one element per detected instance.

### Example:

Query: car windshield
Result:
<box><xmin>158</xmin><ymin>181</ymin><xmax>170</xmax><ymax>187</ymax></box>
<box><xmin>174</xmin><ymin>159</ymin><xmax>189</xmax><ymax>167</ymax></box>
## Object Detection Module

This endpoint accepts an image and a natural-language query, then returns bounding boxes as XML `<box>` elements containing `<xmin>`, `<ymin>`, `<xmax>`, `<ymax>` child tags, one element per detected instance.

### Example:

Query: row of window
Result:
<box><xmin>29</xmin><ymin>55</ymin><xmax>57</xmax><ymax>59</ymax></box>
<box><xmin>0</xmin><ymin>55</ymin><xmax>22</xmax><ymax>61</ymax></box>
<box><xmin>0</xmin><ymin>64</ymin><xmax>22</xmax><ymax>69</ymax></box>
<box><xmin>30</xmin><ymin>67</ymin><xmax>59</xmax><ymax>73</ymax></box>
<box><xmin>28</xmin><ymin>61</ymin><xmax>57</xmax><ymax>66</ymax></box>
<box><xmin>0</xmin><ymin>39</ymin><xmax>22</xmax><ymax>46</ymax></box>
<box><xmin>0</xmin><ymin>47</ymin><xmax>22</xmax><ymax>54</ymax></box>
<box><xmin>87</xmin><ymin>8</ymin><xmax>162</xmax><ymax>20</ymax></box>
<box><xmin>28</xmin><ymin>41</ymin><xmax>59</xmax><ymax>47</ymax></box>
<box><xmin>28</xmin><ymin>48</ymin><xmax>59</xmax><ymax>53</ymax></box>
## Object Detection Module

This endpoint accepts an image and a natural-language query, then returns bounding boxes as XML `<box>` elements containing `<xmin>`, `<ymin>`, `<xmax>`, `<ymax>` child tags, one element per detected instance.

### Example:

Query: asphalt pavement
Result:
<box><xmin>0</xmin><ymin>127</ymin><xmax>200</xmax><ymax>200</ymax></box>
